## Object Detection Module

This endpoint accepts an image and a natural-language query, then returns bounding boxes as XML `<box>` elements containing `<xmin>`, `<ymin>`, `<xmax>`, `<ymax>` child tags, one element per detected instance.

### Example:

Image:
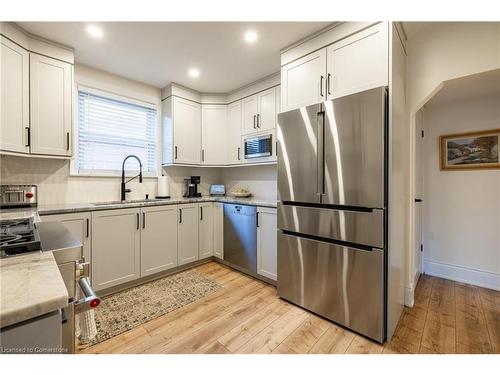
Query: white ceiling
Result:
<box><xmin>425</xmin><ymin>69</ymin><xmax>500</xmax><ymax>107</ymax></box>
<box><xmin>18</xmin><ymin>22</ymin><xmax>331</xmax><ymax>92</ymax></box>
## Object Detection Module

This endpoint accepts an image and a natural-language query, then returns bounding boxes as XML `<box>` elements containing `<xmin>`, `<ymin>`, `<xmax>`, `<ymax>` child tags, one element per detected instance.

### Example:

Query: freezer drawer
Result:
<box><xmin>278</xmin><ymin>203</ymin><xmax>384</xmax><ymax>249</ymax></box>
<box><xmin>277</xmin><ymin>231</ymin><xmax>385</xmax><ymax>342</ymax></box>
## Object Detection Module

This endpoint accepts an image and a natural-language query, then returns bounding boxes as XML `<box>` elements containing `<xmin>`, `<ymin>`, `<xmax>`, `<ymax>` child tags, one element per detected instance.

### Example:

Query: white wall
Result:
<box><xmin>407</xmin><ymin>22</ymin><xmax>500</xmax><ymax>112</ymax></box>
<box><xmin>221</xmin><ymin>165</ymin><xmax>277</xmax><ymax>201</ymax></box>
<box><xmin>422</xmin><ymin>94</ymin><xmax>500</xmax><ymax>290</ymax></box>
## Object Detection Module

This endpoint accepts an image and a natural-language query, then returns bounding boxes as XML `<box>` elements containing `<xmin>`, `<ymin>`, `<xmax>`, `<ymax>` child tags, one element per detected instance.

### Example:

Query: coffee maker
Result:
<box><xmin>183</xmin><ymin>176</ymin><xmax>201</xmax><ymax>198</ymax></box>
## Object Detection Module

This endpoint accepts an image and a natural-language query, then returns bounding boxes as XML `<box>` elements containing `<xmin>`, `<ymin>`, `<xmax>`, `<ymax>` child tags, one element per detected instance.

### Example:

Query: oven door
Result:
<box><xmin>244</xmin><ymin>133</ymin><xmax>272</xmax><ymax>159</ymax></box>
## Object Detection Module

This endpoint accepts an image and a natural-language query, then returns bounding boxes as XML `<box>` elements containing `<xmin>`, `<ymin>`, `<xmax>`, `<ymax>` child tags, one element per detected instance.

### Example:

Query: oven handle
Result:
<box><xmin>74</xmin><ymin>277</ymin><xmax>101</xmax><ymax>314</ymax></box>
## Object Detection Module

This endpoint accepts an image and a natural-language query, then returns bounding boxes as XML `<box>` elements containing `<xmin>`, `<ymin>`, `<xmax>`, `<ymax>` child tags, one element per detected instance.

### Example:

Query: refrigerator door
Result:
<box><xmin>277</xmin><ymin>231</ymin><xmax>385</xmax><ymax>342</ymax></box>
<box><xmin>323</xmin><ymin>86</ymin><xmax>386</xmax><ymax>208</ymax></box>
<box><xmin>278</xmin><ymin>203</ymin><xmax>385</xmax><ymax>249</ymax></box>
<box><xmin>277</xmin><ymin>103</ymin><xmax>324</xmax><ymax>204</ymax></box>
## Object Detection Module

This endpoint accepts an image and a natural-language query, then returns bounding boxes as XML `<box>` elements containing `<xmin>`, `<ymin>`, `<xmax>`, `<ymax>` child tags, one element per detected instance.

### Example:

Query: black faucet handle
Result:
<box><xmin>124</xmin><ymin>188</ymin><xmax>131</xmax><ymax>193</ymax></box>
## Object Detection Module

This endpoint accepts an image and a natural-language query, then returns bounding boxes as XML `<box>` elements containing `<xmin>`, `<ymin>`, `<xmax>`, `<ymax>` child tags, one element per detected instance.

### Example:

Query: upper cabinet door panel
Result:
<box><xmin>227</xmin><ymin>101</ymin><xmax>242</xmax><ymax>163</ymax></box>
<box><xmin>327</xmin><ymin>23</ymin><xmax>388</xmax><ymax>99</ymax></box>
<box><xmin>201</xmin><ymin>104</ymin><xmax>227</xmax><ymax>164</ymax></box>
<box><xmin>1</xmin><ymin>37</ymin><xmax>29</xmax><ymax>154</ymax></box>
<box><xmin>241</xmin><ymin>95</ymin><xmax>258</xmax><ymax>135</ymax></box>
<box><xmin>256</xmin><ymin>87</ymin><xmax>276</xmax><ymax>131</ymax></box>
<box><xmin>173</xmin><ymin>97</ymin><xmax>201</xmax><ymax>164</ymax></box>
<box><xmin>281</xmin><ymin>49</ymin><xmax>327</xmax><ymax>112</ymax></box>
<box><xmin>30</xmin><ymin>53</ymin><xmax>72</xmax><ymax>156</ymax></box>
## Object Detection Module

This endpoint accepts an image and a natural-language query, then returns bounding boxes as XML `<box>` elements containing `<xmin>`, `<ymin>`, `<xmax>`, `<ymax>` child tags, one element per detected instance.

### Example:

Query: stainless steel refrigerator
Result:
<box><xmin>277</xmin><ymin>86</ymin><xmax>388</xmax><ymax>342</ymax></box>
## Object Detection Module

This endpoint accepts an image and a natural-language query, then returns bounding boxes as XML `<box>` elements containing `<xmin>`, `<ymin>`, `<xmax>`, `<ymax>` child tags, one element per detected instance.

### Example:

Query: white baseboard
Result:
<box><xmin>423</xmin><ymin>259</ymin><xmax>500</xmax><ymax>291</ymax></box>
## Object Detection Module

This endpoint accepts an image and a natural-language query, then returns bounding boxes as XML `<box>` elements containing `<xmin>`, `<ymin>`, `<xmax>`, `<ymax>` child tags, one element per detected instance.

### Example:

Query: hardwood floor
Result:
<box><xmin>79</xmin><ymin>262</ymin><xmax>500</xmax><ymax>354</ymax></box>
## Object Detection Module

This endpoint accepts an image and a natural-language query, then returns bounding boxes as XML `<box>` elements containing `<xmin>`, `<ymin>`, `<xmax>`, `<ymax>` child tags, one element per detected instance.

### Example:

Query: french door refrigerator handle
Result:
<box><xmin>316</xmin><ymin>106</ymin><xmax>325</xmax><ymax>201</ymax></box>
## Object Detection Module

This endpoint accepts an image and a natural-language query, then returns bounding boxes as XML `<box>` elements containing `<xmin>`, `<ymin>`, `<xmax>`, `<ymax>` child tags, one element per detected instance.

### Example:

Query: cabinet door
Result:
<box><xmin>280</xmin><ymin>49</ymin><xmax>327</xmax><ymax>112</ymax></box>
<box><xmin>91</xmin><ymin>208</ymin><xmax>140</xmax><ymax>291</ymax></box>
<box><xmin>141</xmin><ymin>205</ymin><xmax>178</xmax><ymax>276</ymax></box>
<box><xmin>30</xmin><ymin>53</ymin><xmax>72</xmax><ymax>156</ymax></box>
<box><xmin>256</xmin><ymin>87</ymin><xmax>276</xmax><ymax>131</ymax></box>
<box><xmin>227</xmin><ymin>101</ymin><xmax>242</xmax><ymax>164</ymax></box>
<box><xmin>198</xmin><ymin>203</ymin><xmax>214</xmax><ymax>259</ymax></box>
<box><xmin>257</xmin><ymin>207</ymin><xmax>277</xmax><ymax>281</ymax></box>
<box><xmin>0</xmin><ymin>36</ymin><xmax>29</xmax><ymax>154</ymax></box>
<box><xmin>173</xmin><ymin>97</ymin><xmax>201</xmax><ymax>164</ymax></box>
<box><xmin>178</xmin><ymin>204</ymin><xmax>199</xmax><ymax>265</ymax></box>
<box><xmin>241</xmin><ymin>94</ymin><xmax>258</xmax><ymax>135</ymax></box>
<box><xmin>201</xmin><ymin>105</ymin><xmax>227</xmax><ymax>165</ymax></box>
<box><xmin>40</xmin><ymin>212</ymin><xmax>91</xmax><ymax>268</ymax></box>
<box><xmin>213</xmin><ymin>202</ymin><xmax>224</xmax><ymax>259</ymax></box>
<box><xmin>327</xmin><ymin>23</ymin><xmax>389</xmax><ymax>99</ymax></box>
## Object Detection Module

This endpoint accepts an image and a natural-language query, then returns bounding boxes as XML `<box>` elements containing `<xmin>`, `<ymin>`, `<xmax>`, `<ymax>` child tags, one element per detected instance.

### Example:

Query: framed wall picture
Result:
<box><xmin>440</xmin><ymin>128</ymin><xmax>500</xmax><ymax>170</ymax></box>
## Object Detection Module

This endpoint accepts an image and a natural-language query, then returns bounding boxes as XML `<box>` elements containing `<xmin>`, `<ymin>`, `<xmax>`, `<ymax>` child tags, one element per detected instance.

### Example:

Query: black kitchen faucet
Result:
<box><xmin>121</xmin><ymin>155</ymin><xmax>143</xmax><ymax>201</ymax></box>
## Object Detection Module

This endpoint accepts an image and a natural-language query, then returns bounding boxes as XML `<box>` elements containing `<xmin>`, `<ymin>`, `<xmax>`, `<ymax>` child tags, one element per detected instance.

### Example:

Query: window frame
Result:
<box><xmin>70</xmin><ymin>84</ymin><xmax>161</xmax><ymax>178</ymax></box>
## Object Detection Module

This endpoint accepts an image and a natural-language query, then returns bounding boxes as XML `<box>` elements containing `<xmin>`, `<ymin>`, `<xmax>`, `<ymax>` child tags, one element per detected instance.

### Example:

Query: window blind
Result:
<box><xmin>77</xmin><ymin>90</ymin><xmax>157</xmax><ymax>174</ymax></box>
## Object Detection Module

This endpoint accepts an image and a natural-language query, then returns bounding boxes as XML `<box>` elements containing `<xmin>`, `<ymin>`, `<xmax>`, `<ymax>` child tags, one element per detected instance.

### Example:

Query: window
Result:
<box><xmin>76</xmin><ymin>89</ymin><xmax>157</xmax><ymax>175</ymax></box>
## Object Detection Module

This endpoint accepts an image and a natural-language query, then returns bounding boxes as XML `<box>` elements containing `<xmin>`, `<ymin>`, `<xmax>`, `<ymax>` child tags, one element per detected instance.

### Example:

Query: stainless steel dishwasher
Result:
<box><xmin>223</xmin><ymin>204</ymin><xmax>257</xmax><ymax>273</ymax></box>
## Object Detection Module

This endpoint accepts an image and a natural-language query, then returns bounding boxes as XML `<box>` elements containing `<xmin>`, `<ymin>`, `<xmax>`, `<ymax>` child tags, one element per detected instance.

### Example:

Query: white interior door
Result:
<box><xmin>414</xmin><ymin>112</ymin><xmax>424</xmax><ymax>274</ymax></box>
<box><xmin>0</xmin><ymin>36</ymin><xmax>29</xmax><ymax>154</ymax></box>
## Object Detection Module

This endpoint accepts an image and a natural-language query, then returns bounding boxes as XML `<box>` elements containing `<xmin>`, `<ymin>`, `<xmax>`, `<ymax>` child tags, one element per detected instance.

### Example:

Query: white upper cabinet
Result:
<box><xmin>30</xmin><ymin>53</ymin><xmax>72</xmax><ymax>156</ymax></box>
<box><xmin>201</xmin><ymin>104</ymin><xmax>227</xmax><ymax>165</ymax></box>
<box><xmin>198</xmin><ymin>203</ymin><xmax>214</xmax><ymax>259</ymax></box>
<box><xmin>242</xmin><ymin>87</ymin><xmax>277</xmax><ymax>135</ymax></box>
<box><xmin>0</xmin><ymin>36</ymin><xmax>29</xmax><ymax>154</ymax></box>
<box><xmin>327</xmin><ymin>23</ymin><xmax>388</xmax><ymax>99</ymax></box>
<box><xmin>178</xmin><ymin>204</ymin><xmax>199</xmax><ymax>265</ymax></box>
<box><xmin>280</xmin><ymin>23</ymin><xmax>389</xmax><ymax>111</ymax></box>
<box><xmin>227</xmin><ymin>101</ymin><xmax>242</xmax><ymax>164</ymax></box>
<box><xmin>171</xmin><ymin>97</ymin><xmax>201</xmax><ymax>164</ymax></box>
<box><xmin>140</xmin><ymin>205</ymin><xmax>178</xmax><ymax>277</ymax></box>
<box><xmin>241</xmin><ymin>94</ymin><xmax>259</xmax><ymax>135</ymax></box>
<box><xmin>281</xmin><ymin>49</ymin><xmax>327</xmax><ymax>112</ymax></box>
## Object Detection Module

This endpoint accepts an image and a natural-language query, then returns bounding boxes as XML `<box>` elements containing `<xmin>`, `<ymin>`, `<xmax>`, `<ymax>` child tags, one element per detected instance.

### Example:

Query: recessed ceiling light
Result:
<box><xmin>188</xmin><ymin>68</ymin><xmax>200</xmax><ymax>78</ymax></box>
<box><xmin>244</xmin><ymin>30</ymin><xmax>258</xmax><ymax>43</ymax></box>
<box><xmin>86</xmin><ymin>25</ymin><xmax>103</xmax><ymax>39</ymax></box>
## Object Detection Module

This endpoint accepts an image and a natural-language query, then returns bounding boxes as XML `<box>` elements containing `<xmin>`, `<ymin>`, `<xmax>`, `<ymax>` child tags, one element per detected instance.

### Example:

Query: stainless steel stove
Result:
<box><xmin>0</xmin><ymin>217</ymin><xmax>41</xmax><ymax>258</ymax></box>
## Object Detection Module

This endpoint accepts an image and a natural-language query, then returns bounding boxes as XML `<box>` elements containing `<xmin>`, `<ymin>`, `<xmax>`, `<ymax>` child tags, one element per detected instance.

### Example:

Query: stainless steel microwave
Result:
<box><xmin>244</xmin><ymin>133</ymin><xmax>272</xmax><ymax>159</ymax></box>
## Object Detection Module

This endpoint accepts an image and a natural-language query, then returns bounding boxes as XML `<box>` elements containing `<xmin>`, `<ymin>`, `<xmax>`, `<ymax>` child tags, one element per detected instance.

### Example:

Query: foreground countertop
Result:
<box><xmin>0</xmin><ymin>251</ymin><xmax>68</xmax><ymax>328</ymax></box>
<box><xmin>0</xmin><ymin>207</ymin><xmax>41</xmax><ymax>222</ymax></box>
<box><xmin>37</xmin><ymin>196</ymin><xmax>277</xmax><ymax>216</ymax></box>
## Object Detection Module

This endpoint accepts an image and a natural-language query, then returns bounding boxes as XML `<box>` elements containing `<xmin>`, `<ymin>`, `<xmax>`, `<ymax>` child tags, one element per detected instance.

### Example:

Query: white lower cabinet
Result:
<box><xmin>40</xmin><ymin>211</ymin><xmax>91</xmax><ymax>271</ymax></box>
<box><xmin>213</xmin><ymin>202</ymin><xmax>224</xmax><ymax>259</ymax></box>
<box><xmin>91</xmin><ymin>208</ymin><xmax>141</xmax><ymax>291</ymax></box>
<box><xmin>178</xmin><ymin>204</ymin><xmax>199</xmax><ymax>265</ymax></box>
<box><xmin>256</xmin><ymin>207</ymin><xmax>277</xmax><ymax>281</ymax></box>
<box><xmin>140</xmin><ymin>205</ymin><xmax>178</xmax><ymax>277</ymax></box>
<box><xmin>198</xmin><ymin>203</ymin><xmax>214</xmax><ymax>259</ymax></box>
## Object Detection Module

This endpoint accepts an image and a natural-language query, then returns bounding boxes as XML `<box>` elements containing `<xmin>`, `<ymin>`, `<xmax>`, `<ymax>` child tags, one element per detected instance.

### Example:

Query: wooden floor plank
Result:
<box><xmin>78</xmin><ymin>263</ymin><xmax>500</xmax><ymax>355</ymax></box>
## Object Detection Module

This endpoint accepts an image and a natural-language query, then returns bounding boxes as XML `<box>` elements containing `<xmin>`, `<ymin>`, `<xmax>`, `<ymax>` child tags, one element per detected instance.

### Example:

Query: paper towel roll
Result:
<box><xmin>157</xmin><ymin>175</ymin><xmax>170</xmax><ymax>197</ymax></box>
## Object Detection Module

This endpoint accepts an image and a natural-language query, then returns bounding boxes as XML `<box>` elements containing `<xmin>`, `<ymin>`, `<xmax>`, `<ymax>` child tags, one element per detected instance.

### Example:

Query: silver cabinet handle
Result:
<box><xmin>66</xmin><ymin>132</ymin><xmax>70</xmax><ymax>151</ymax></box>
<box><xmin>320</xmin><ymin>76</ymin><xmax>324</xmax><ymax>97</ymax></box>
<box><xmin>136</xmin><ymin>213</ymin><xmax>140</xmax><ymax>230</ymax></box>
<box><xmin>253</xmin><ymin>115</ymin><xmax>256</xmax><ymax>129</ymax></box>
<box><xmin>237</xmin><ymin>147</ymin><xmax>240</xmax><ymax>160</ymax></box>
<box><xmin>327</xmin><ymin>73</ymin><xmax>332</xmax><ymax>96</ymax></box>
<box><xmin>257</xmin><ymin>114</ymin><xmax>260</xmax><ymax>128</ymax></box>
<box><xmin>175</xmin><ymin>146</ymin><xmax>178</xmax><ymax>159</ymax></box>
<box><xmin>142</xmin><ymin>212</ymin><xmax>146</xmax><ymax>229</ymax></box>
<box><xmin>202</xmin><ymin>149</ymin><xmax>205</xmax><ymax>162</ymax></box>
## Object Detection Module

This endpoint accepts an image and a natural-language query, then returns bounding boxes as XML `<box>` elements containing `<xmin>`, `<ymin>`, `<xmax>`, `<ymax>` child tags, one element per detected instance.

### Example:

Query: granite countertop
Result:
<box><xmin>0</xmin><ymin>252</ymin><xmax>68</xmax><ymax>328</ymax></box>
<box><xmin>0</xmin><ymin>207</ymin><xmax>41</xmax><ymax>222</ymax></box>
<box><xmin>37</xmin><ymin>196</ymin><xmax>277</xmax><ymax>216</ymax></box>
